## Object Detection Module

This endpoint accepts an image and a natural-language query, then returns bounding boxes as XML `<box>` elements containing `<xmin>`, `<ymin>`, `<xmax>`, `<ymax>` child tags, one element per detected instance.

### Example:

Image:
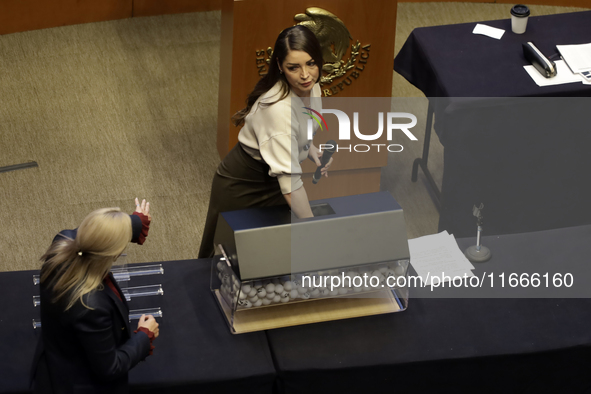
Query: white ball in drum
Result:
<box><xmin>290</xmin><ymin>289</ymin><xmax>299</xmax><ymax>299</ymax></box>
<box><xmin>372</xmin><ymin>270</ymin><xmax>382</xmax><ymax>278</ymax></box>
<box><xmin>283</xmin><ymin>281</ymin><xmax>293</xmax><ymax>291</ymax></box>
<box><xmin>242</xmin><ymin>284</ymin><xmax>252</xmax><ymax>294</ymax></box>
<box><xmin>297</xmin><ymin>287</ymin><xmax>307</xmax><ymax>295</ymax></box>
<box><xmin>329</xmin><ymin>290</ymin><xmax>339</xmax><ymax>297</ymax></box>
<box><xmin>253</xmin><ymin>299</ymin><xmax>263</xmax><ymax>307</ymax></box>
<box><xmin>300</xmin><ymin>292</ymin><xmax>310</xmax><ymax>300</ymax></box>
<box><xmin>265</xmin><ymin>283</ymin><xmax>275</xmax><ymax>293</ymax></box>
<box><xmin>353</xmin><ymin>286</ymin><xmax>363</xmax><ymax>293</ymax></box>
<box><xmin>394</xmin><ymin>266</ymin><xmax>406</xmax><ymax>276</ymax></box>
<box><xmin>338</xmin><ymin>288</ymin><xmax>349</xmax><ymax>295</ymax></box>
<box><xmin>273</xmin><ymin>295</ymin><xmax>281</xmax><ymax>303</ymax></box>
<box><xmin>280</xmin><ymin>296</ymin><xmax>290</xmax><ymax>303</ymax></box>
<box><xmin>266</xmin><ymin>292</ymin><xmax>276</xmax><ymax>300</ymax></box>
<box><xmin>239</xmin><ymin>291</ymin><xmax>247</xmax><ymax>300</ymax></box>
<box><xmin>257</xmin><ymin>288</ymin><xmax>267</xmax><ymax>298</ymax></box>
<box><xmin>379</xmin><ymin>267</ymin><xmax>388</xmax><ymax>274</ymax></box>
<box><xmin>243</xmin><ymin>300</ymin><xmax>252</xmax><ymax>308</ymax></box>
<box><xmin>262</xmin><ymin>298</ymin><xmax>272</xmax><ymax>305</ymax></box>
<box><xmin>216</xmin><ymin>261</ymin><xmax>224</xmax><ymax>272</ymax></box>
<box><xmin>249</xmin><ymin>296</ymin><xmax>259</xmax><ymax>303</ymax></box>
<box><xmin>274</xmin><ymin>284</ymin><xmax>284</xmax><ymax>294</ymax></box>
<box><xmin>320</xmin><ymin>289</ymin><xmax>330</xmax><ymax>296</ymax></box>
<box><xmin>310</xmin><ymin>288</ymin><xmax>320</xmax><ymax>297</ymax></box>
<box><xmin>248</xmin><ymin>288</ymin><xmax>257</xmax><ymax>298</ymax></box>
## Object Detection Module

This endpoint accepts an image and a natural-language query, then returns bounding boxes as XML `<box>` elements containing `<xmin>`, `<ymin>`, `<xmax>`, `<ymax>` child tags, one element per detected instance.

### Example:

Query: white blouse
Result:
<box><xmin>238</xmin><ymin>82</ymin><xmax>322</xmax><ymax>194</ymax></box>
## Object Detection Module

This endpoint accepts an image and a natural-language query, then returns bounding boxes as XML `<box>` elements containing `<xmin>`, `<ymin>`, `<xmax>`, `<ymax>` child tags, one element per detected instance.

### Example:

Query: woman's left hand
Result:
<box><xmin>308</xmin><ymin>144</ymin><xmax>333</xmax><ymax>178</ymax></box>
<box><xmin>135</xmin><ymin>198</ymin><xmax>152</xmax><ymax>221</ymax></box>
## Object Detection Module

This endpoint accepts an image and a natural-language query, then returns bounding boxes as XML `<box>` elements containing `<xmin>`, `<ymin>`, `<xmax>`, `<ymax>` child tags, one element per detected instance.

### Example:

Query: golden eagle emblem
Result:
<box><xmin>294</xmin><ymin>7</ymin><xmax>360</xmax><ymax>85</ymax></box>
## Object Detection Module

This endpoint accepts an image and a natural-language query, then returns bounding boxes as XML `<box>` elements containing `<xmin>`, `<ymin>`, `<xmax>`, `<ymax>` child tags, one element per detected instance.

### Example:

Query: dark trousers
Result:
<box><xmin>198</xmin><ymin>143</ymin><xmax>287</xmax><ymax>258</ymax></box>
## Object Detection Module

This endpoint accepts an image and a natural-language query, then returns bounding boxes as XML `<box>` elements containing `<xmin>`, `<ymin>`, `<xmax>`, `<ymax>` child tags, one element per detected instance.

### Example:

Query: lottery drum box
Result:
<box><xmin>210</xmin><ymin>192</ymin><xmax>411</xmax><ymax>333</ymax></box>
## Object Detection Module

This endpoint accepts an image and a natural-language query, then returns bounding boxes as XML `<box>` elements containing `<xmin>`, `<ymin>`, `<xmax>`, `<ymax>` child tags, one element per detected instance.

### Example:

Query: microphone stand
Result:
<box><xmin>465</xmin><ymin>204</ymin><xmax>492</xmax><ymax>263</ymax></box>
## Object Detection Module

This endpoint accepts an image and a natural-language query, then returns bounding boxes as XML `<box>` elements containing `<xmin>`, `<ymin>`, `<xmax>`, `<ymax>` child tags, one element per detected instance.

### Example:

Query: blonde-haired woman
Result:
<box><xmin>32</xmin><ymin>199</ymin><xmax>158</xmax><ymax>394</ymax></box>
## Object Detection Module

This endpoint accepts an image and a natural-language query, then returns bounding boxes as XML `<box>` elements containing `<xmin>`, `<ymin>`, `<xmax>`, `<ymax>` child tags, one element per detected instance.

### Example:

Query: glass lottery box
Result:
<box><xmin>210</xmin><ymin>192</ymin><xmax>410</xmax><ymax>334</ymax></box>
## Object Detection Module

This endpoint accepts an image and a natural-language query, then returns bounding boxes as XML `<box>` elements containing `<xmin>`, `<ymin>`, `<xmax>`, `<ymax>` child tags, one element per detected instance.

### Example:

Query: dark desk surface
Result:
<box><xmin>3</xmin><ymin>225</ymin><xmax>591</xmax><ymax>393</ymax></box>
<box><xmin>0</xmin><ymin>260</ymin><xmax>276</xmax><ymax>394</ymax></box>
<box><xmin>267</xmin><ymin>225</ymin><xmax>591</xmax><ymax>393</ymax></box>
<box><xmin>394</xmin><ymin>10</ymin><xmax>591</xmax><ymax>98</ymax></box>
<box><xmin>394</xmin><ymin>11</ymin><xmax>591</xmax><ymax>238</ymax></box>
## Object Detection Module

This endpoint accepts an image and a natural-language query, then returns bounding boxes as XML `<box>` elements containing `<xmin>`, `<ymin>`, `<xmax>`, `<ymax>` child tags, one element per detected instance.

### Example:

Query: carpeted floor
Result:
<box><xmin>0</xmin><ymin>3</ymin><xmax>586</xmax><ymax>271</ymax></box>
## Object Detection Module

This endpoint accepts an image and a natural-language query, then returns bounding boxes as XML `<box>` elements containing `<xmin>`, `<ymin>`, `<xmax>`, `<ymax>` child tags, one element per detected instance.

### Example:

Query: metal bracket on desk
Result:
<box><xmin>411</xmin><ymin>101</ymin><xmax>441</xmax><ymax>210</ymax></box>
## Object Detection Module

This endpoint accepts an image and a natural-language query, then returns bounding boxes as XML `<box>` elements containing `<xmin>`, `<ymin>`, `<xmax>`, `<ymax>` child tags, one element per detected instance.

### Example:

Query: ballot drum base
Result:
<box><xmin>465</xmin><ymin>245</ymin><xmax>492</xmax><ymax>263</ymax></box>
<box><xmin>210</xmin><ymin>254</ymin><xmax>410</xmax><ymax>334</ymax></box>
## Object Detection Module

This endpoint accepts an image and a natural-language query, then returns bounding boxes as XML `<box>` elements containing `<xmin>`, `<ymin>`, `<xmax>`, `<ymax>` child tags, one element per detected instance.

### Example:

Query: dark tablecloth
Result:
<box><xmin>394</xmin><ymin>11</ymin><xmax>591</xmax><ymax>98</ymax></box>
<box><xmin>4</xmin><ymin>226</ymin><xmax>591</xmax><ymax>393</ymax></box>
<box><xmin>394</xmin><ymin>11</ymin><xmax>591</xmax><ymax>237</ymax></box>
<box><xmin>0</xmin><ymin>260</ymin><xmax>276</xmax><ymax>394</ymax></box>
<box><xmin>267</xmin><ymin>225</ymin><xmax>591</xmax><ymax>394</ymax></box>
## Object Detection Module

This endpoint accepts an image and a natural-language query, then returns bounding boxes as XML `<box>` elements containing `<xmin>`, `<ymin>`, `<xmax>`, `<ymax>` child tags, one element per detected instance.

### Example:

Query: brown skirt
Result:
<box><xmin>198</xmin><ymin>143</ymin><xmax>287</xmax><ymax>259</ymax></box>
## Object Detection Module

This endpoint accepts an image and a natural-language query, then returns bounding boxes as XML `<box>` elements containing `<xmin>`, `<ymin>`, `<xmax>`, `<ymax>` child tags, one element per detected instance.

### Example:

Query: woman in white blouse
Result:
<box><xmin>198</xmin><ymin>25</ymin><xmax>333</xmax><ymax>258</ymax></box>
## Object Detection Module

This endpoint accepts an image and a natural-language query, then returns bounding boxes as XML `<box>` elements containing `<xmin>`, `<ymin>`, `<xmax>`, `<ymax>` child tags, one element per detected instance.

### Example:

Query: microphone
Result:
<box><xmin>312</xmin><ymin>140</ymin><xmax>336</xmax><ymax>185</ymax></box>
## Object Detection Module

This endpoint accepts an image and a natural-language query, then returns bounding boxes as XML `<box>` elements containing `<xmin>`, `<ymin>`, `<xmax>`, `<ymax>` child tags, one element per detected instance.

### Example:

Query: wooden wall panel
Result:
<box><xmin>216</xmin><ymin>0</ymin><xmax>235</xmax><ymax>157</ymax></box>
<box><xmin>1</xmin><ymin>0</ymin><xmax>587</xmax><ymax>37</ymax></box>
<box><xmin>402</xmin><ymin>0</ymin><xmax>489</xmax><ymax>2</ymax></box>
<box><xmin>401</xmin><ymin>0</ymin><xmax>590</xmax><ymax>7</ymax></box>
<box><xmin>495</xmin><ymin>0</ymin><xmax>590</xmax><ymax>7</ymax></box>
<box><xmin>133</xmin><ymin>0</ymin><xmax>222</xmax><ymax>17</ymax></box>
<box><xmin>0</xmin><ymin>0</ymin><xmax>131</xmax><ymax>35</ymax></box>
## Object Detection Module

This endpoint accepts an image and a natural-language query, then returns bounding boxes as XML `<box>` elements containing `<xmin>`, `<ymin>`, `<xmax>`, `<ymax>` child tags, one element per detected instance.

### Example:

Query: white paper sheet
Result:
<box><xmin>472</xmin><ymin>24</ymin><xmax>505</xmax><ymax>40</ymax></box>
<box><xmin>523</xmin><ymin>60</ymin><xmax>585</xmax><ymax>87</ymax></box>
<box><xmin>557</xmin><ymin>43</ymin><xmax>591</xmax><ymax>73</ymax></box>
<box><xmin>408</xmin><ymin>231</ymin><xmax>475</xmax><ymax>285</ymax></box>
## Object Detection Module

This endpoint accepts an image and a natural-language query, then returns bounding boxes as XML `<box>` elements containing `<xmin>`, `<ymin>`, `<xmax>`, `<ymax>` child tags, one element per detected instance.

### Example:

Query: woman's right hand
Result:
<box><xmin>135</xmin><ymin>198</ymin><xmax>152</xmax><ymax>221</ymax></box>
<box><xmin>137</xmin><ymin>314</ymin><xmax>159</xmax><ymax>338</ymax></box>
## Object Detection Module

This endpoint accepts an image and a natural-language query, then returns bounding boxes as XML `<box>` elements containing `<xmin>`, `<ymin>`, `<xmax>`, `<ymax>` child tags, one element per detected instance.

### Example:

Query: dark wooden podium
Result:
<box><xmin>217</xmin><ymin>0</ymin><xmax>397</xmax><ymax>199</ymax></box>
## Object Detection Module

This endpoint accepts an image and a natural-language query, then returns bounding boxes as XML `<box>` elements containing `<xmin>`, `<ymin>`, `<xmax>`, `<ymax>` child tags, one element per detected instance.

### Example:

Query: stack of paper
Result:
<box><xmin>524</xmin><ymin>60</ymin><xmax>590</xmax><ymax>86</ymax></box>
<box><xmin>557</xmin><ymin>43</ymin><xmax>591</xmax><ymax>74</ymax></box>
<box><xmin>408</xmin><ymin>231</ymin><xmax>475</xmax><ymax>285</ymax></box>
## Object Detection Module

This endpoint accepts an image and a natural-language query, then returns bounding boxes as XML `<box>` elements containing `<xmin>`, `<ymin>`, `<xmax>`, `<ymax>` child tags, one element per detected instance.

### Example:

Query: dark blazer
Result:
<box><xmin>32</xmin><ymin>227</ymin><xmax>151</xmax><ymax>394</ymax></box>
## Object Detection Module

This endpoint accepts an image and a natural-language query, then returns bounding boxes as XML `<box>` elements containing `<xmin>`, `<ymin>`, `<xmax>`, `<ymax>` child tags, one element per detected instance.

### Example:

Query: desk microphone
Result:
<box><xmin>313</xmin><ymin>140</ymin><xmax>336</xmax><ymax>185</ymax></box>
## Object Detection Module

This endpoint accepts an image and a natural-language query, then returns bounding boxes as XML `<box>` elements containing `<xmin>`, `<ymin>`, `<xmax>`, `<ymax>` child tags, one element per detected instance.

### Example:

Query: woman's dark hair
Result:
<box><xmin>232</xmin><ymin>25</ymin><xmax>323</xmax><ymax>126</ymax></box>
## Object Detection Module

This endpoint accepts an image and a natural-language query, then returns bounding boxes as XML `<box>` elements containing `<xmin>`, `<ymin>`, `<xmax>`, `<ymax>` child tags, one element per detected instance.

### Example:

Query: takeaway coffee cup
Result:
<box><xmin>511</xmin><ymin>4</ymin><xmax>530</xmax><ymax>34</ymax></box>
